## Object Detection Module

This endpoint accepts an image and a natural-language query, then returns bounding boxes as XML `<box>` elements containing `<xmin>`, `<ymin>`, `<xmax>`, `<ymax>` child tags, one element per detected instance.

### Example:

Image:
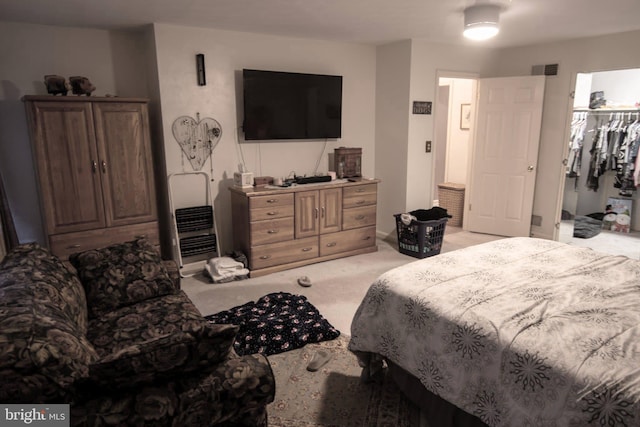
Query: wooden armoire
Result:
<box><xmin>23</xmin><ymin>96</ymin><xmax>161</xmax><ymax>259</ymax></box>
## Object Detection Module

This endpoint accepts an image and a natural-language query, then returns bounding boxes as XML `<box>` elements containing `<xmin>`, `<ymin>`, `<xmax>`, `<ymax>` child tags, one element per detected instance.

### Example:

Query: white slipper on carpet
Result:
<box><xmin>307</xmin><ymin>350</ymin><xmax>331</xmax><ymax>371</ymax></box>
<box><xmin>297</xmin><ymin>276</ymin><xmax>312</xmax><ymax>287</ymax></box>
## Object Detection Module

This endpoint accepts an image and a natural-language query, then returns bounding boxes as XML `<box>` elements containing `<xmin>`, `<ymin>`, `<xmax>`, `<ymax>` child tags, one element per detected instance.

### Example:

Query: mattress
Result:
<box><xmin>349</xmin><ymin>237</ymin><xmax>640</xmax><ymax>427</ymax></box>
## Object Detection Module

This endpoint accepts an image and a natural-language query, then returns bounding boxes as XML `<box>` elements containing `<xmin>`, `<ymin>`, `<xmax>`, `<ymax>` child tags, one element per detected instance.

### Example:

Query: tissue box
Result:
<box><xmin>234</xmin><ymin>172</ymin><xmax>254</xmax><ymax>188</ymax></box>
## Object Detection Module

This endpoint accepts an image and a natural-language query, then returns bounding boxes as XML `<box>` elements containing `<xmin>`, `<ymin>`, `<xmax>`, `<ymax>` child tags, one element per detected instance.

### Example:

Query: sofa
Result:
<box><xmin>0</xmin><ymin>239</ymin><xmax>275</xmax><ymax>426</ymax></box>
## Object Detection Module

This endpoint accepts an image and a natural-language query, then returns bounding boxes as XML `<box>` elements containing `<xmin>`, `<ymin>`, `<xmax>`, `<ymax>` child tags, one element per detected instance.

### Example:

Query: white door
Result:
<box><xmin>466</xmin><ymin>76</ymin><xmax>545</xmax><ymax>237</ymax></box>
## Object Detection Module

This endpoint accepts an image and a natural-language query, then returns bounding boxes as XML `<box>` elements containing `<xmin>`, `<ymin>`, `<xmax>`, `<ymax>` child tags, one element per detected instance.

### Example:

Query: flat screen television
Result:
<box><xmin>242</xmin><ymin>69</ymin><xmax>342</xmax><ymax>141</ymax></box>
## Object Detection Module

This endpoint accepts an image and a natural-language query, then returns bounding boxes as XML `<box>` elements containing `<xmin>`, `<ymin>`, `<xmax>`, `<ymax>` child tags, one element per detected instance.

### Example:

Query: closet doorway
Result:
<box><xmin>559</xmin><ymin>68</ymin><xmax>640</xmax><ymax>259</ymax></box>
<box><xmin>434</xmin><ymin>73</ymin><xmax>476</xmax><ymax>225</ymax></box>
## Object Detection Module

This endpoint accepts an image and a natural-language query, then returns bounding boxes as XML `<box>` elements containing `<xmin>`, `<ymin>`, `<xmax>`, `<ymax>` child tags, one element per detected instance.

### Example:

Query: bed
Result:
<box><xmin>349</xmin><ymin>237</ymin><xmax>640</xmax><ymax>427</ymax></box>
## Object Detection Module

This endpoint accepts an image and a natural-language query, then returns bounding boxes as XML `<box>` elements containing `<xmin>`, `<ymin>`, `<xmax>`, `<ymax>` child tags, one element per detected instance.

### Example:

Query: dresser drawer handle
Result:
<box><xmin>259</xmin><ymin>255</ymin><xmax>271</xmax><ymax>260</ymax></box>
<box><xmin>301</xmin><ymin>247</ymin><xmax>313</xmax><ymax>252</ymax></box>
<box><xmin>134</xmin><ymin>234</ymin><xmax>148</xmax><ymax>239</ymax></box>
<box><xmin>356</xmin><ymin>200</ymin><xmax>366</xmax><ymax>205</ymax></box>
<box><xmin>356</xmin><ymin>188</ymin><xmax>365</xmax><ymax>193</ymax></box>
<box><xmin>67</xmin><ymin>244</ymin><xmax>81</xmax><ymax>249</ymax></box>
<box><xmin>267</xmin><ymin>211</ymin><xmax>278</xmax><ymax>216</ymax></box>
<box><xmin>326</xmin><ymin>242</ymin><xmax>337</xmax><ymax>247</ymax></box>
<box><xmin>363</xmin><ymin>236</ymin><xmax>372</xmax><ymax>240</ymax></box>
<box><xmin>267</xmin><ymin>229</ymin><xmax>278</xmax><ymax>234</ymax></box>
<box><xmin>267</xmin><ymin>199</ymin><xmax>278</xmax><ymax>203</ymax></box>
<box><xmin>355</xmin><ymin>215</ymin><xmax>366</xmax><ymax>220</ymax></box>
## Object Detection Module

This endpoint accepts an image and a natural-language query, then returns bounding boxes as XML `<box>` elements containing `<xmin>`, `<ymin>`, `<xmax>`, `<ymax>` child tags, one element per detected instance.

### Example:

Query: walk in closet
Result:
<box><xmin>561</xmin><ymin>68</ymin><xmax>640</xmax><ymax>255</ymax></box>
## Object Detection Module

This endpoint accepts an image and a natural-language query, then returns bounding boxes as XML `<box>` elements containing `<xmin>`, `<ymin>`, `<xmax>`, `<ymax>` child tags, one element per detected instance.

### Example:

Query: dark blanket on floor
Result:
<box><xmin>573</xmin><ymin>215</ymin><xmax>603</xmax><ymax>239</ymax></box>
<box><xmin>205</xmin><ymin>292</ymin><xmax>340</xmax><ymax>356</ymax></box>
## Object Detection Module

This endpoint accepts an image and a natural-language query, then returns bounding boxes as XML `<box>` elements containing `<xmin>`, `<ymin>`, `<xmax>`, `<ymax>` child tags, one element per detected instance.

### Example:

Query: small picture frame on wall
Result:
<box><xmin>460</xmin><ymin>104</ymin><xmax>471</xmax><ymax>130</ymax></box>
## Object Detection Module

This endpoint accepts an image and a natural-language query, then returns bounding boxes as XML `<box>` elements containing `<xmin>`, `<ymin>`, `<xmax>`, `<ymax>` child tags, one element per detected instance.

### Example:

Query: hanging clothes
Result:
<box><xmin>567</xmin><ymin>112</ymin><xmax>587</xmax><ymax>178</ymax></box>
<box><xmin>585</xmin><ymin>120</ymin><xmax>608</xmax><ymax>191</ymax></box>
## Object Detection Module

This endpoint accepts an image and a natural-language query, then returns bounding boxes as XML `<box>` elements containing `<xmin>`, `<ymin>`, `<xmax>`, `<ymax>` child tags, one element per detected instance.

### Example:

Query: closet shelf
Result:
<box><xmin>573</xmin><ymin>107</ymin><xmax>640</xmax><ymax>113</ymax></box>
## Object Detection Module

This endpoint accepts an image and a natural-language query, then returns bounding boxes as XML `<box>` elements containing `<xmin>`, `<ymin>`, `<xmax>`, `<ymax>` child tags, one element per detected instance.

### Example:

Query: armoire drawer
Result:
<box><xmin>343</xmin><ymin>205</ymin><xmax>377</xmax><ymax>230</ymax></box>
<box><xmin>319</xmin><ymin>226</ymin><xmax>376</xmax><ymax>257</ymax></box>
<box><xmin>49</xmin><ymin>221</ymin><xmax>160</xmax><ymax>259</ymax></box>
<box><xmin>250</xmin><ymin>217</ymin><xmax>294</xmax><ymax>245</ymax></box>
<box><xmin>250</xmin><ymin>237</ymin><xmax>318</xmax><ymax>270</ymax></box>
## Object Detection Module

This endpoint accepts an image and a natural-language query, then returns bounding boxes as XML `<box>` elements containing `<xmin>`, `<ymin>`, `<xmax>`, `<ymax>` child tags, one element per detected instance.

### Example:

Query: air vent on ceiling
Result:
<box><xmin>531</xmin><ymin>63</ymin><xmax>559</xmax><ymax>76</ymax></box>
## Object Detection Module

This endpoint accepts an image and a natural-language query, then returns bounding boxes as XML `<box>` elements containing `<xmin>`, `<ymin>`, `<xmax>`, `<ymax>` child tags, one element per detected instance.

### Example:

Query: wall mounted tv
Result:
<box><xmin>242</xmin><ymin>69</ymin><xmax>343</xmax><ymax>141</ymax></box>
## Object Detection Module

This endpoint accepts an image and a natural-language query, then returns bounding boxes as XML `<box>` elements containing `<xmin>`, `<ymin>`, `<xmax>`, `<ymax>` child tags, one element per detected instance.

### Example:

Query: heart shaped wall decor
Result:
<box><xmin>172</xmin><ymin>114</ymin><xmax>222</xmax><ymax>171</ymax></box>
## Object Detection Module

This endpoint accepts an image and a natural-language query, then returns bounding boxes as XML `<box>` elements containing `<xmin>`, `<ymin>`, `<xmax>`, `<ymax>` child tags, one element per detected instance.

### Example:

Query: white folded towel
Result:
<box><xmin>204</xmin><ymin>257</ymin><xmax>249</xmax><ymax>283</ymax></box>
<box><xmin>208</xmin><ymin>256</ymin><xmax>244</xmax><ymax>274</ymax></box>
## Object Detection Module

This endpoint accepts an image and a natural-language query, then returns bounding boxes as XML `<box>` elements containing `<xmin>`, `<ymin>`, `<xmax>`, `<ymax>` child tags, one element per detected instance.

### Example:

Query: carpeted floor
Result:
<box><xmin>267</xmin><ymin>335</ymin><xmax>425</xmax><ymax>427</ymax></box>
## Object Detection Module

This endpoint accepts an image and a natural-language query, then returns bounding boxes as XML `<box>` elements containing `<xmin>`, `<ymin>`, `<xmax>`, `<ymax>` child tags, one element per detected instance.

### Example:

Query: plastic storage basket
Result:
<box><xmin>394</xmin><ymin>209</ymin><xmax>448</xmax><ymax>259</ymax></box>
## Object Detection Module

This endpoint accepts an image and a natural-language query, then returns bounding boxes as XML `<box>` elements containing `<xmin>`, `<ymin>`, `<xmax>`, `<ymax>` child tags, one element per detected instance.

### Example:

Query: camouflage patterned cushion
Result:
<box><xmin>69</xmin><ymin>238</ymin><xmax>178</xmax><ymax>318</ymax></box>
<box><xmin>87</xmin><ymin>292</ymin><xmax>239</xmax><ymax>389</ymax></box>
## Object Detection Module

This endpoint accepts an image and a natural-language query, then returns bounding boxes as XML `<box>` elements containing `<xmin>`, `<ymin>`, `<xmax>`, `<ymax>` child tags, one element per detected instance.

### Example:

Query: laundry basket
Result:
<box><xmin>394</xmin><ymin>208</ymin><xmax>449</xmax><ymax>259</ymax></box>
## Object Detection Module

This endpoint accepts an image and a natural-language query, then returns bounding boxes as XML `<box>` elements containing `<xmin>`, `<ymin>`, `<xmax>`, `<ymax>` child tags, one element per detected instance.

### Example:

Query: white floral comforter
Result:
<box><xmin>349</xmin><ymin>237</ymin><xmax>640</xmax><ymax>427</ymax></box>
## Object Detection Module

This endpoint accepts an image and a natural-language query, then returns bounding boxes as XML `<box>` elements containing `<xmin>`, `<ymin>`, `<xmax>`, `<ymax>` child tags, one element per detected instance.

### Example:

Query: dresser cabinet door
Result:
<box><xmin>295</xmin><ymin>190</ymin><xmax>320</xmax><ymax>238</ymax></box>
<box><xmin>319</xmin><ymin>187</ymin><xmax>342</xmax><ymax>234</ymax></box>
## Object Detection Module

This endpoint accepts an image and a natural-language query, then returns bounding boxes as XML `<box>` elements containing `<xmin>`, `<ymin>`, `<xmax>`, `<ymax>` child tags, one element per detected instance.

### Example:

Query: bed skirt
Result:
<box><xmin>387</xmin><ymin>361</ymin><xmax>488</xmax><ymax>427</ymax></box>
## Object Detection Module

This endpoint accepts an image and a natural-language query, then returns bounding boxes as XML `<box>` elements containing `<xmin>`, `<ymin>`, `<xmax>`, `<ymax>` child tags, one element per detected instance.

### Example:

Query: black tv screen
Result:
<box><xmin>242</xmin><ymin>69</ymin><xmax>342</xmax><ymax>141</ymax></box>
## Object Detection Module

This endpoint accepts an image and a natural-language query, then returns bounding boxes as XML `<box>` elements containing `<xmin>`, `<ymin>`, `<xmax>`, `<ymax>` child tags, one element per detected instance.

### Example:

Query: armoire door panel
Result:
<box><xmin>93</xmin><ymin>102</ymin><xmax>158</xmax><ymax>226</ymax></box>
<box><xmin>32</xmin><ymin>102</ymin><xmax>105</xmax><ymax>234</ymax></box>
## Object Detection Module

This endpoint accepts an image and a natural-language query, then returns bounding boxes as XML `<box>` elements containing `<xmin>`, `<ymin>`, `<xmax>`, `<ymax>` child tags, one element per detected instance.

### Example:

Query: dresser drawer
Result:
<box><xmin>250</xmin><ymin>237</ymin><xmax>318</xmax><ymax>270</ymax></box>
<box><xmin>343</xmin><ymin>184</ymin><xmax>377</xmax><ymax>208</ymax></box>
<box><xmin>343</xmin><ymin>205</ymin><xmax>377</xmax><ymax>230</ymax></box>
<box><xmin>319</xmin><ymin>226</ymin><xmax>376</xmax><ymax>257</ymax></box>
<box><xmin>250</xmin><ymin>193</ymin><xmax>294</xmax><ymax>209</ymax></box>
<box><xmin>50</xmin><ymin>221</ymin><xmax>160</xmax><ymax>259</ymax></box>
<box><xmin>250</xmin><ymin>204</ymin><xmax>294</xmax><ymax>221</ymax></box>
<box><xmin>250</xmin><ymin>217</ymin><xmax>294</xmax><ymax>245</ymax></box>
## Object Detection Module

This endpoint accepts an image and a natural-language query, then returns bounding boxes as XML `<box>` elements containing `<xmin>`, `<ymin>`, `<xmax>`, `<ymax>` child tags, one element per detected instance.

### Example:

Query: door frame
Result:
<box><xmin>432</xmin><ymin>69</ymin><xmax>478</xmax><ymax>229</ymax></box>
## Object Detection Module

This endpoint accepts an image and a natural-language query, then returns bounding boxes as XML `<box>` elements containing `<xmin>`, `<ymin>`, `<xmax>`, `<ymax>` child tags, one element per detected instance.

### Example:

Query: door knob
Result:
<box><xmin>527</xmin><ymin>165</ymin><xmax>534</xmax><ymax>172</ymax></box>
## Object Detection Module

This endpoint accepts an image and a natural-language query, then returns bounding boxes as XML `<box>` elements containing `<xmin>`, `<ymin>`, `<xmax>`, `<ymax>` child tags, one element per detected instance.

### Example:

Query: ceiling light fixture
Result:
<box><xmin>463</xmin><ymin>4</ymin><xmax>500</xmax><ymax>41</ymax></box>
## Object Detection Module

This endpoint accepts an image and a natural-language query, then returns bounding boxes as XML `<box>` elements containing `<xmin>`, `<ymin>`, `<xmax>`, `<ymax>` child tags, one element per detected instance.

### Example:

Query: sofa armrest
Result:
<box><xmin>162</xmin><ymin>260</ymin><xmax>181</xmax><ymax>290</ymax></box>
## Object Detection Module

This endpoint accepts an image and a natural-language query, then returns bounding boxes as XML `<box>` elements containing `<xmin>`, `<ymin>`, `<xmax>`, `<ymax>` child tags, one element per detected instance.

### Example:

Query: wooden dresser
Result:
<box><xmin>23</xmin><ymin>96</ymin><xmax>160</xmax><ymax>258</ymax></box>
<box><xmin>230</xmin><ymin>179</ymin><xmax>379</xmax><ymax>277</ymax></box>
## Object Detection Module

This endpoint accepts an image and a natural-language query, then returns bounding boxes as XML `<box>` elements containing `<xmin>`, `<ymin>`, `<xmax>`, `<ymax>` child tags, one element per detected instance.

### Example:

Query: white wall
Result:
<box><xmin>152</xmin><ymin>24</ymin><xmax>376</xmax><ymax>254</ymax></box>
<box><xmin>0</xmin><ymin>21</ymin><xmax>148</xmax><ymax>244</ymax></box>
<box><xmin>374</xmin><ymin>41</ymin><xmax>412</xmax><ymax>238</ymax></box>
<box><xmin>591</xmin><ymin>68</ymin><xmax>640</xmax><ymax>108</ymax></box>
<box><xmin>444</xmin><ymin>78</ymin><xmax>473</xmax><ymax>184</ymax></box>
<box><xmin>491</xmin><ymin>29</ymin><xmax>640</xmax><ymax>239</ymax></box>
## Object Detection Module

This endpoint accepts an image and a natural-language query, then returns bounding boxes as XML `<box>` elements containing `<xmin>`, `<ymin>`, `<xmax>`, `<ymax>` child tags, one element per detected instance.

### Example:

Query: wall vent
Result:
<box><xmin>531</xmin><ymin>63</ymin><xmax>559</xmax><ymax>76</ymax></box>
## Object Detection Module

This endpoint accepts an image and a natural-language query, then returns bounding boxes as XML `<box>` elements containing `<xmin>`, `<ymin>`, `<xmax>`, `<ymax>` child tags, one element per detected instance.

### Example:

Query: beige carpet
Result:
<box><xmin>182</xmin><ymin>227</ymin><xmax>503</xmax><ymax>334</ymax></box>
<box><xmin>267</xmin><ymin>335</ymin><xmax>423</xmax><ymax>427</ymax></box>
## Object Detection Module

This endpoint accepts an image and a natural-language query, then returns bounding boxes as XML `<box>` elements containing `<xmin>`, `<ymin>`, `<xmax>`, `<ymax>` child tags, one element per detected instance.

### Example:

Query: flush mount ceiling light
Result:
<box><xmin>463</xmin><ymin>4</ymin><xmax>500</xmax><ymax>41</ymax></box>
